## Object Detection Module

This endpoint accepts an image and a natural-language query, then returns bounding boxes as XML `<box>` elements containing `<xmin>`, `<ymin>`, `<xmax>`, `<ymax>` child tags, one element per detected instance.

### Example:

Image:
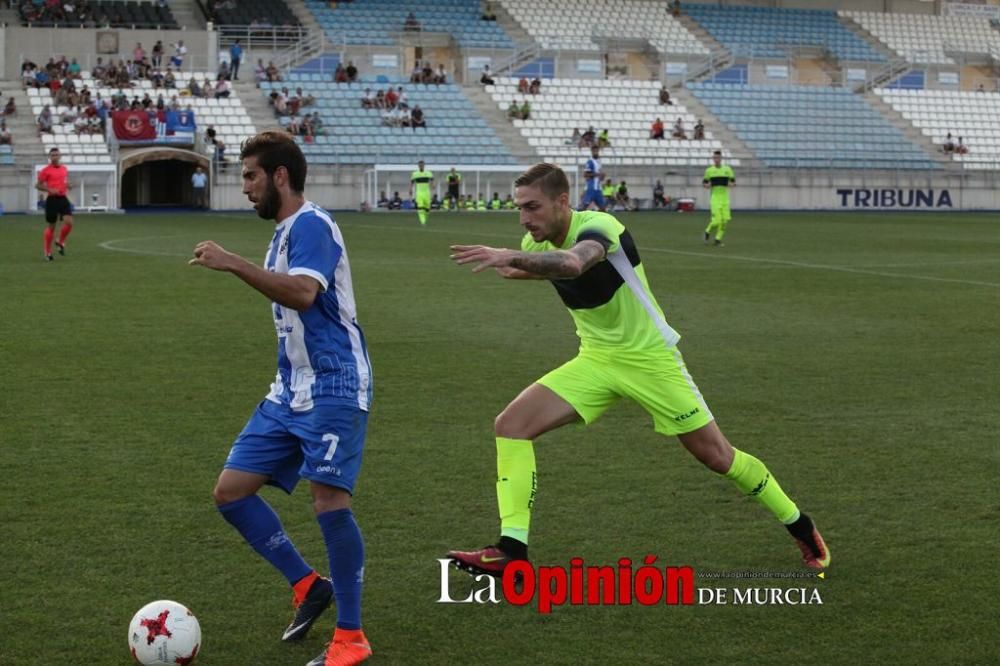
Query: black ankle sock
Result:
<box><xmin>498</xmin><ymin>536</ymin><xmax>528</xmax><ymax>560</ymax></box>
<box><xmin>785</xmin><ymin>512</ymin><xmax>815</xmax><ymax>542</ymax></box>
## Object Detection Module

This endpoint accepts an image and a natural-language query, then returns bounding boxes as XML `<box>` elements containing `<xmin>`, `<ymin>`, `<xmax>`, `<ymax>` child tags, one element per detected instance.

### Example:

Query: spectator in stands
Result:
<box><xmin>672</xmin><ymin>117</ymin><xmax>686</xmax><ymax>139</ymax></box>
<box><xmin>396</xmin><ymin>86</ymin><xmax>408</xmax><ymax>107</ymax></box>
<box><xmin>213</xmin><ymin>139</ymin><xmax>226</xmax><ymax>168</ymax></box>
<box><xmin>976</xmin><ymin>83</ymin><xmax>985</xmax><ymax>93</ymax></box>
<box><xmin>361</xmin><ymin>88</ymin><xmax>375</xmax><ymax>109</ymax></box>
<box><xmin>421</xmin><ymin>61</ymin><xmax>434</xmax><ymax>83</ymax></box>
<box><xmin>0</xmin><ymin>121</ymin><xmax>11</xmax><ymax>146</ymax></box>
<box><xmin>152</xmin><ymin>40</ymin><xmax>164</xmax><ymax>68</ymax></box>
<box><xmin>288</xmin><ymin>113</ymin><xmax>302</xmax><ymax>135</ymax></box>
<box><xmin>520</xmin><ymin>99</ymin><xmax>531</xmax><ymax>120</ymax></box>
<box><xmin>188</xmin><ymin>77</ymin><xmax>201</xmax><ymax>97</ymax></box>
<box><xmin>410</xmin><ymin>104</ymin><xmax>426</xmax><ymax>128</ymax></box>
<box><xmin>659</xmin><ymin>86</ymin><xmax>672</xmax><ymax>106</ymax></box>
<box><xmin>518</xmin><ymin>77</ymin><xmax>530</xmax><ymax>94</ymax></box>
<box><xmin>266</xmin><ymin>61</ymin><xmax>281</xmax><ymax>82</ymax></box>
<box><xmin>296</xmin><ymin>87</ymin><xmax>315</xmax><ymax>108</ymax></box>
<box><xmin>34</xmin><ymin>68</ymin><xmax>50</xmax><ymax>90</ymax></box>
<box><xmin>346</xmin><ymin>61</ymin><xmax>358</xmax><ymax>82</ymax></box>
<box><xmin>409</xmin><ymin>64</ymin><xmax>422</xmax><ymax>84</ymax></box>
<box><xmin>581</xmin><ymin>126</ymin><xmax>596</xmax><ymax>147</ymax></box>
<box><xmin>309</xmin><ymin>112</ymin><xmax>325</xmax><ymax>136</ymax></box>
<box><xmin>335</xmin><ymin>64</ymin><xmax>348</xmax><ymax>83</ymax></box>
<box><xmin>133</xmin><ymin>42</ymin><xmax>145</xmax><ymax>64</ymax></box>
<box><xmin>399</xmin><ymin>106</ymin><xmax>413</xmax><ymax>128</ymax></box>
<box><xmin>615</xmin><ymin>181</ymin><xmax>631</xmax><ymax>210</ymax></box>
<box><xmin>201</xmin><ymin>77</ymin><xmax>213</xmax><ymax>98</ymax></box>
<box><xmin>218</xmin><ymin>59</ymin><xmax>231</xmax><ymax>81</ymax></box>
<box><xmin>671</xmin><ymin>0</ymin><xmax>681</xmax><ymax>18</ymax></box>
<box><xmin>598</xmin><ymin>128</ymin><xmax>609</xmax><ymax>147</ymax></box>
<box><xmin>214</xmin><ymin>77</ymin><xmax>231</xmax><ymax>99</ymax></box>
<box><xmin>403</xmin><ymin>11</ymin><xmax>421</xmax><ymax>31</ymax></box>
<box><xmin>529</xmin><ymin>77</ymin><xmax>541</xmax><ymax>95</ymax></box>
<box><xmin>943</xmin><ymin>132</ymin><xmax>955</xmax><ymax>153</ymax></box>
<box><xmin>22</xmin><ymin>61</ymin><xmax>38</xmax><ymax>87</ymax></box>
<box><xmin>568</xmin><ymin>127</ymin><xmax>582</xmax><ymax>145</ymax></box>
<box><xmin>67</xmin><ymin>58</ymin><xmax>81</xmax><ymax>78</ymax></box>
<box><xmin>382</xmin><ymin>105</ymin><xmax>403</xmax><ymax>127</ymax></box>
<box><xmin>482</xmin><ymin>2</ymin><xmax>497</xmax><ymax>20</ymax></box>
<box><xmin>38</xmin><ymin>105</ymin><xmax>53</xmax><ymax>133</ymax></box>
<box><xmin>255</xmin><ymin>59</ymin><xmax>267</xmax><ymax>85</ymax></box>
<box><xmin>205</xmin><ymin>125</ymin><xmax>217</xmax><ymax>146</ymax></box>
<box><xmin>165</xmin><ymin>68</ymin><xmax>177</xmax><ymax>89</ymax></box>
<box><xmin>435</xmin><ymin>64</ymin><xmax>448</xmax><ymax>85</ymax></box>
<box><xmin>507</xmin><ymin>99</ymin><xmax>520</xmax><ymax>120</ymax></box>
<box><xmin>375</xmin><ymin>89</ymin><xmax>386</xmax><ymax>109</ymax></box>
<box><xmin>170</xmin><ymin>40</ymin><xmax>186</xmax><ymax>68</ymax></box>
<box><xmin>956</xmin><ymin>136</ymin><xmax>969</xmax><ymax>154</ymax></box>
<box><xmin>389</xmin><ymin>191</ymin><xmax>403</xmax><ymax>209</ymax></box>
<box><xmin>230</xmin><ymin>39</ymin><xmax>242</xmax><ymax>80</ymax></box>
<box><xmin>3</xmin><ymin>96</ymin><xmax>16</xmax><ymax>117</ymax></box>
<box><xmin>650</xmin><ymin>118</ymin><xmax>664</xmax><ymax>140</ymax></box>
<box><xmin>693</xmin><ymin>120</ymin><xmax>705</xmax><ymax>140</ymax></box>
<box><xmin>653</xmin><ymin>180</ymin><xmax>667</xmax><ymax>208</ymax></box>
<box><xmin>480</xmin><ymin>64</ymin><xmax>495</xmax><ymax>86</ymax></box>
<box><xmin>385</xmin><ymin>86</ymin><xmax>399</xmax><ymax>108</ymax></box>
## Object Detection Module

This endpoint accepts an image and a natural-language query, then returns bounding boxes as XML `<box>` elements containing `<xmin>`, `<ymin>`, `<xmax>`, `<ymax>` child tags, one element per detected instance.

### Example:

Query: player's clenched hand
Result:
<box><xmin>450</xmin><ymin>244</ymin><xmax>515</xmax><ymax>273</ymax></box>
<box><xmin>189</xmin><ymin>240</ymin><xmax>239</xmax><ymax>271</ymax></box>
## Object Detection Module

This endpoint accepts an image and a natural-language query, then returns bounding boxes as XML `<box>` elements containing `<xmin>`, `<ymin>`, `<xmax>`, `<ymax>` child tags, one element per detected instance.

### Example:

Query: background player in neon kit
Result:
<box><xmin>36</xmin><ymin>147</ymin><xmax>74</xmax><ymax>261</ymax></box>
<box><xmin>704</xmin><ymin>150</ymin><xmax>735</xmax><ymax>246</ymax></box>
<box><xmin>189</xmin><ymin>131</ymin><xmax>374</xmax><ymax>666</ymax></box>
<box><xmin>446</xmin><ymin>163</ymin><xmax>829</xmax><ymax>575</ymax></box>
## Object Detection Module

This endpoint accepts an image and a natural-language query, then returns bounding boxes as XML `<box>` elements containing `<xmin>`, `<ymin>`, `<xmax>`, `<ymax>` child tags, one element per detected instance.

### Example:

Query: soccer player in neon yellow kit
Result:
<box><xmin>704</xmin><ymin>149</ymin><xmax>734</xmax><ymax>246</ymax></box>
<box><xmin>410</xmin><ymin>160</ymin><xmax>433</xmax><ymax>226</ymax></box>
<box><xmin>447</xmin><ymin>163</ymin><xmax>830</xmax><ymax>574</ymax></box>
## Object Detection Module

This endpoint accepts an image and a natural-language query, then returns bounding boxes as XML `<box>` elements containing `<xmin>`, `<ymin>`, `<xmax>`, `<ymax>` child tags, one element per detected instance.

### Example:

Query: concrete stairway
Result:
<box><xmin>0</xmin><ymin>81</ymin><xmax>44</xmax><ymax>165</ymax></box>
<box><xmin>231</xmin><ymin>80</ymin><xmax>275</xmax><ymax>130</ymax></box>
<box><xmin>462</xmin><ymin>84</ymin><xmax>536</xmax><ymax>163</ymax></box>
<box><xmin>168</xmin><ymin>0</ymin><xmax>206</xmax><ymax>30</ymax></box>
<box><xmin>862</xmin><ymin>91</ymin><xmax>955</xmax><ymax>169</ymax></box>
<box><xmin>284</xmin><ymin>0</ymin><xmax>324</xmax><ymax>39</ymax></box>
<box><xmin>672</xmin><ymin>86</ymin><xmax>758</xmax><ymax>168</ymax></box>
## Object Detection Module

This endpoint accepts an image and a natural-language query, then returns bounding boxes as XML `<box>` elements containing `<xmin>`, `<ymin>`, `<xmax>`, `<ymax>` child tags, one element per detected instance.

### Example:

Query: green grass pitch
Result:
<box><xmin>1</xmin><ymin>209</ymin><xmax>996</xmax><ymax>664</ymax></box>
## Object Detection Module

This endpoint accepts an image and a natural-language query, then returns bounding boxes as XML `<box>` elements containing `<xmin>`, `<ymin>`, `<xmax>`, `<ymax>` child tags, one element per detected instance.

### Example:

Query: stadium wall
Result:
<box><xmin>1</xmin><ymin>26</ymin><xmax>217</xmax><ymax>79</ymax></box>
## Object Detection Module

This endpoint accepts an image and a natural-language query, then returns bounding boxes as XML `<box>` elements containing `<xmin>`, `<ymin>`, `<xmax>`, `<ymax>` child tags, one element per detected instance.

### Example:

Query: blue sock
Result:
<box><xmin>218</xmin><ymin>495</ymin><xmax>313</xmax><ymax>586</ymax></box>
<box><xmin>317</xmin><ymin>508</ymin><xmax>365</xmax><ymax>630</ymax></box>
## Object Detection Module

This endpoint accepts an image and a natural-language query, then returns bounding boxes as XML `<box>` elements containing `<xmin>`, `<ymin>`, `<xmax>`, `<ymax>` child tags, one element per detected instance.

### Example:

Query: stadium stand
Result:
<box><xmin>497</xmin><ymin>0</ymin><xmax>707</xmax><ymax>54</ymax></box>
<box><xmin>486</xmin><ymin>77</ymin><xmax>736</xmax><ymax>167</ymax></box>
<box><xmin>27</xmin><ymin>72</ymin><xmax>254</xmax><ymax>165</ymax></box>
<box><xmin>305</xmin><ymin>0</ymin><xmax>514</xmax><ymax>48</ymax></box>
<box><xmin>876</xmin><ymin>88</ymin><xmax>1000</xmax><ymax>170</ymax></box>
<box><xmin>204</xmin><ymin>0</ymin><xmax>300</xmax><ymax>27</ymax></box>
<box><xmin>685</xmin><ymin>5</ymin><xmax>884</xmax><ymax>61</ymax></box>
<box><xmin>843</xmin><ymin>11</ymin><xmax>1000</xmax><ymax>64</ymax></box>
<box><xmin>261</xmin><ymin>76</ymin><xmax>515</xmax><ymax>165</ymax></box>
<box><xmin>689</xmin><ymin>83</ymin><xmax>937</xmax><ymax>170</ymax></box>
<box><xmin>20</xmin><ymin>0</ymin><xmax>179</xmax><ymax>29</ymax></box>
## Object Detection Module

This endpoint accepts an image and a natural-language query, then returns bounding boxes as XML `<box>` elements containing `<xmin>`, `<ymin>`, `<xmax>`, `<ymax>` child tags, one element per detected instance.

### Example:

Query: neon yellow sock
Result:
<box><xmin>496</xmin><ymin>437</ymin><xmax>536</xmax><ymax>544</ymax></box>
<box><xmin>417</xmin><ymin>209</ymin><xmax>427</xmax><ymax>225</ymax></box>
<box><xmin>705</xmin><ymin>219</ymin><xmax>716</xmax><ymax>234</ymax></box>
<box><xmin>716</xmin><ymin>218</ymin><xmax>728</xmax><ymax>240</ymax></box>
<box><xmin>724</xmin><ymin>448</ymin><xmax>799</xmax><ymax>524</ymax></box>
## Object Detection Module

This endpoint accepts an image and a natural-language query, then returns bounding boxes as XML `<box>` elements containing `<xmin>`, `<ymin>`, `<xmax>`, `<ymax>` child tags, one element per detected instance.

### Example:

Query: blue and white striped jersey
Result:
<box><xmin>262</xmin><ymin>201</ymin><xmax>373</xmax><ymax>413</ymax></box>
<box><xmin>585</xmin><ymin>157</ymin><xmax>602</xmax><ymax>191</ymax></box>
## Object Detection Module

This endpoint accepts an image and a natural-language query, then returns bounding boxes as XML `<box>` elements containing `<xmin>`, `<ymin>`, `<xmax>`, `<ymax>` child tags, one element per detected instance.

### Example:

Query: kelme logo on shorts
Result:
<box><xmin>674</xmin><ymin>407</ymin><xmax>700</xmax><ymax>422</ymax></box>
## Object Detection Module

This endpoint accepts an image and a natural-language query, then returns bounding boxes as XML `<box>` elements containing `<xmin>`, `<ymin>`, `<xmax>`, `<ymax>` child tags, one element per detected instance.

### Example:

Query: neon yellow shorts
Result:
<box><xmin>536</xmin><ymin>347</ymin><xmax>714</xmax><ymax>436</ymax></box>
<box><xmin>710</xmin><ymin>198</ymin><xmax>731</xmax><ymax>225</ymax></box>
<box><xmin>415</xmin><ymin>191</ymin><xmax>431</xmax><ymax>210</ymax></box>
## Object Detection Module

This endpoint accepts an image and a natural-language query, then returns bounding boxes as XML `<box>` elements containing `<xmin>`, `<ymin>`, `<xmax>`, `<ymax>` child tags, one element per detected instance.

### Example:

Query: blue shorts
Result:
<box><xmin>580</xmin><ymin>189</ymin><xmax>606</xmax><ymax>209</ymax></box>
<box><xmin>225</xmin><ymin>399</ymin><xmax>367</xmax><ymax>494</ymax></box>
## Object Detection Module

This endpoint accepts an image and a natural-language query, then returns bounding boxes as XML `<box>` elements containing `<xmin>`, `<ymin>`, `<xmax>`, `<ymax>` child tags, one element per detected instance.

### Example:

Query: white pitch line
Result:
<box><xmin>99</xmin><ymin>224</ymin><xmax>1000</xmax><ymax>289</ymax></box>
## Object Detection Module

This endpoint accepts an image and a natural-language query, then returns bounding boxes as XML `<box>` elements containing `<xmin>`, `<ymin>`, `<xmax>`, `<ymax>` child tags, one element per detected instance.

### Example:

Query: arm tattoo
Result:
<box><xmin>509</xmin><ymin>251</ymin><xmax>579</xmax><ymax>278</ymax></box>
<box><xmin>508</xmin><ymin>241</ymin><xmax>607</xmax><ymax>278</ymax></box>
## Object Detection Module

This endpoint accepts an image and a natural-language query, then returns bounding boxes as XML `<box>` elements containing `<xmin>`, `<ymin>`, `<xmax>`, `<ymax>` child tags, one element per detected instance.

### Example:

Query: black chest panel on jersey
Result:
<box><xmin>550</xmin><ymin>230</ymin><xmax>641</xmax><ymax>310</ymax></box>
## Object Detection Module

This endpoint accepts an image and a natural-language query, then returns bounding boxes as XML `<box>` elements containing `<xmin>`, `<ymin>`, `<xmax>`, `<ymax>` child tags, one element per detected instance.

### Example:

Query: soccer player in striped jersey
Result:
<box><xmin>36</xmin><ymin>147</ymin><xmax>74</xmax><ymax>261</ymax></box>
<box><xmin>190</xmin><ymin>131</ymin><xmax>374</xmax><ymax>666</ymax></box>
<box><xmin>447</xmin><ymin>163</ymin><xmax>829</xmax><ymax>576</ymax></box>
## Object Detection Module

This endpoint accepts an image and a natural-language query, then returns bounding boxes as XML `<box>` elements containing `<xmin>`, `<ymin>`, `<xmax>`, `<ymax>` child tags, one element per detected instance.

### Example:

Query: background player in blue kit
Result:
<box><xmin>580</xmin><ymin>145</ymin><xmax>606</xmax><ymax>211</ymax></box>
<box><xmin>189</xmin><ymin>130</ymin><xmax>374</xmax><ymax>666</ymax></box>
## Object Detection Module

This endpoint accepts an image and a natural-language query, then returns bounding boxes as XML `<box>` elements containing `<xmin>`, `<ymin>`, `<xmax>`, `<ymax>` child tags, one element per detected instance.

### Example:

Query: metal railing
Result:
<box><xmin>215</xmin><ymin>24</ymin><xmax>309</xmax><ymax>51</ymax></box>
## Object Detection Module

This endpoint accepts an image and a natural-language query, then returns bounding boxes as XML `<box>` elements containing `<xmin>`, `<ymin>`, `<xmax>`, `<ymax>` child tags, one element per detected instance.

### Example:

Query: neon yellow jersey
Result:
<box><xmin>411</xmin><ymin>169</ymin><xmax>433</xmax><ymax>195</ymax></box>
<box><xmin>703</xmin><ymin>165</ymin><xmax>734</xmax><ymax>201</ymax></box>
<box><xmin>521</xmin><ymin>210</ymin><xmax>681</xmax><ymax>354</ymax></box>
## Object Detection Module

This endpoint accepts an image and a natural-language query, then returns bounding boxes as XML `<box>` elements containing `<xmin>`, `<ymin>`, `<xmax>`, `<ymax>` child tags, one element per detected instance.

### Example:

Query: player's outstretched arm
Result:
<box><xmin>189</xmin><ymin>240</ymin><xmax>320</xmax><ymax>311</ymax></box>
<box><xmin>450</xmin><ymin>240</ymin><xmax>605</xmax><ymax>279</ymax></box>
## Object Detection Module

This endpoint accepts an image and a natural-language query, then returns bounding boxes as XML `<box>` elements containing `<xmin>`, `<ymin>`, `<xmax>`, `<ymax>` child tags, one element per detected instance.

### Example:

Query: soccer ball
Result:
<box><xmin>128</xmin><ymin>600</ymin><xmax>201</xmax><ymax>665</ymax></box>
